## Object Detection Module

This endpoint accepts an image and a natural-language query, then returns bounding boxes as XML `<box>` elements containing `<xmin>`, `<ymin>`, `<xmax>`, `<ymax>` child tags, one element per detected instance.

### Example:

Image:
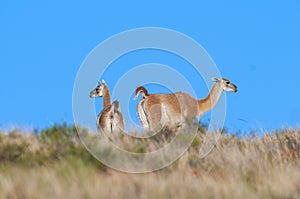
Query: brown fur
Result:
<box><xmin>102</xmin><ymin>84</ymin><xmax>111</xmax><ymax>108</ymax></box>
<box><xmin>90</xmin><ymin>80</ymin><xmax>124</xmax><ymax>133</ymax></box>
<box><xmin>135</xmin><ymin>87</ymin><xmax>198</xmax><ymax>131</ymax></box>
<box><xmin>135</xmin><ymin>78</ymin><xmax>237</xmax><ymax>131</ymax></box>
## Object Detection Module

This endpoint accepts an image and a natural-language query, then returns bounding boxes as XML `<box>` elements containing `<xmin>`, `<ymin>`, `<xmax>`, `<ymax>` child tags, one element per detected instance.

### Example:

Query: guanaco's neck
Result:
<box><xmin>103</xmin><ymin>85</ymin><xmax>111</xmax><ymax>108</ymax></box>
<box><xmin>197</xmin><ymin>82</ymin><xmax>223</xmax><ymax>116</ymax></box>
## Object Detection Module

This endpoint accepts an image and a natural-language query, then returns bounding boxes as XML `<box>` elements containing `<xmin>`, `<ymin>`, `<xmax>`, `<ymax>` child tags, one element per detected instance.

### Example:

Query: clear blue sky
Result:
<box><xmin>1</xmin><ymin>1</ymin><xmax>299</xmax><ymax>133</ymax></box>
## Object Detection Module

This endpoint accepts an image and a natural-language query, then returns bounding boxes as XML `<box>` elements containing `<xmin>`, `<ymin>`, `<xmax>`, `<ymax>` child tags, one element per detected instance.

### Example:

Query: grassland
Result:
<box><xmin>0</xmin><ymin>123</ymin><xmax>299</xmax><ymax>199</ymax></box>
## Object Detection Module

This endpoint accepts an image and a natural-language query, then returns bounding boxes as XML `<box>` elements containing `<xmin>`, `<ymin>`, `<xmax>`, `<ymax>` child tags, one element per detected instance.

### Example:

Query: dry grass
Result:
<box><xmin>0</xmin><ymin>125</ymin><xmax>300</xmax><ymax>199</ymax></box>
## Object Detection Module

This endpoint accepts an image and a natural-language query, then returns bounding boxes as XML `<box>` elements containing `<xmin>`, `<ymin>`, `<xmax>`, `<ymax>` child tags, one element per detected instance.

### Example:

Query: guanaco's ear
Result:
<box><xmin>97</xmin><ymin>79</ymin><xmax>101</xmax><ymax>85</ymax></box>
<box><xmin>101</xmin><ymin>80</ymin><xmax>106</xmax><ymax>84</ymax></box>
<box><xmin>211</xmin><ymin>77</ymin><xmax>220</xmax><ymax>82</ymax></box>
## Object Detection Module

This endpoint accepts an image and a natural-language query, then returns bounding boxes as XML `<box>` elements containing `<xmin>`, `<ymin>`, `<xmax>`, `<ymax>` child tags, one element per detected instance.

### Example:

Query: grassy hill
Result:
<box><xmin>0</xmin><ymin>123</ymin><xmax>299</xmax><ymax>198</ymax></box>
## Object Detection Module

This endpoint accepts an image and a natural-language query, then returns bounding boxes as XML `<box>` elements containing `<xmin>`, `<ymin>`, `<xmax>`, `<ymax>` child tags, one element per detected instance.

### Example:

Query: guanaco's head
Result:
<box><xmin>89</xmin><ymin>80</ymin><xmax>107</xmax><ymax>98</ymax></box>
<box><xmin>134</xmin><ymin>86</ymin><xmax>149</xmax><ymax>100</ymax></box>
<box><xmin>212</xmin><ymin>77</ymin><xmax>238</xmax><ymax>92</ymax></box>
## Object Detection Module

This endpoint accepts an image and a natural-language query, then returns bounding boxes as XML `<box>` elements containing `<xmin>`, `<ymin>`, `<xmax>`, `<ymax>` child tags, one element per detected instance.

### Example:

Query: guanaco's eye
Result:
<box><xmin>226</xmin><ymin>81</ymin><xmax>230</xmax><ymax>84</ymax></box>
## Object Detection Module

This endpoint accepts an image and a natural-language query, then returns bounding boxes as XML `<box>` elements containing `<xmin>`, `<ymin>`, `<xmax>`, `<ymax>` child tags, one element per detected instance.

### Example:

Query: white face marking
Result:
<box><xmin>220</xmin><ymin>78</ymin><xmax>237</xmax><ymax>92</ymax></box>
<box><xmin>89</xmin><ymin>83</ymin><xmax>105</xmax><ymax>98</ymax></box>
